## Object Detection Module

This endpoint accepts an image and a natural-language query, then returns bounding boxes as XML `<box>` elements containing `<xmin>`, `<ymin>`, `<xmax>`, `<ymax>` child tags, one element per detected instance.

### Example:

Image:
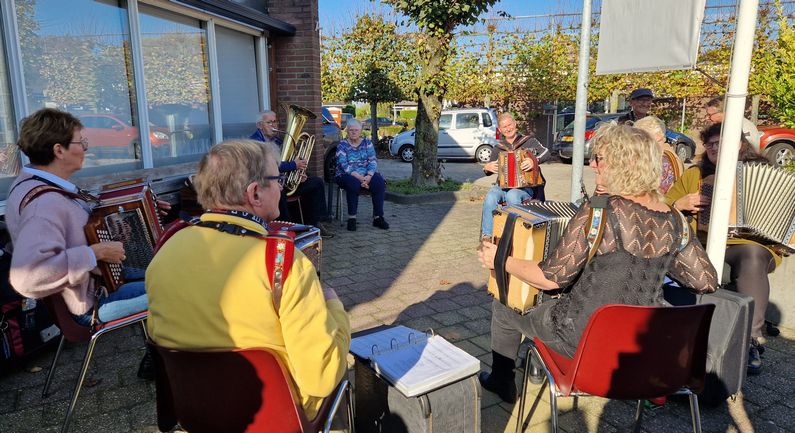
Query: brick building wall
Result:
<box><xmin>267</xmin><ymin>0</ymin><xmax>324</xmax><ymax>177</ymax></box>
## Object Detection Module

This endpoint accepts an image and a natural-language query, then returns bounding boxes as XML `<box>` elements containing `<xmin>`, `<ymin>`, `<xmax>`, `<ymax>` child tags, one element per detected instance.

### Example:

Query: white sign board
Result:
<box><xmin>596</xmin><ymin>0</ymin><xmax>707</xmax><ymax>75</ymax></box>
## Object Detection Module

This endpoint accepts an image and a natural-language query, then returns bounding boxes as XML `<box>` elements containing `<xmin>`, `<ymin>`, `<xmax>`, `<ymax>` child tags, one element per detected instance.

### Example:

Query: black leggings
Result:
<box><xmin>724</xmin><ymin>244</ymin><xmax>775</xmax><ymax>339</ymax></box>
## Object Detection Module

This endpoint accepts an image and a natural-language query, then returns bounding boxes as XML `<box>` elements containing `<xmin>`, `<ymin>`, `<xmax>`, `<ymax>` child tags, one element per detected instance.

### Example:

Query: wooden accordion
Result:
<box><xmin>487</xmin><ymin>201</ymin><xmax>578</xmax><ymax>314</ymax></box>
<box><xmin>698</xmin><ymin>162</ymin><xmax>795</xmax><ymax>254</ymax></box>
<box><xmin>84</xmin><ymin>180</ymin><xmax>164</xmax><ymax>293</ymax></box>
<box><xmin>497</xmin><ymin>149</ymin><xmax>543</xmax><ymax>189</ymax></box>
<box><xmin>269</xmin><ymin>221</ymin><xmax>323</xmax><ymax>275</ymax></box>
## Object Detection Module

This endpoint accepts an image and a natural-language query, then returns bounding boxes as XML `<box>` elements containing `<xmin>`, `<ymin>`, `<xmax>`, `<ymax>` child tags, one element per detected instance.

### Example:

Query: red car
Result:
<box><xmin>80</xmin><ymin>114</ymin><xmax>170</xmax><ymax>159</ymax></box>
<box><xmin>759</xmin><ymin>126</ymin><xmax>795</xmax><ymax>167</ymax></box>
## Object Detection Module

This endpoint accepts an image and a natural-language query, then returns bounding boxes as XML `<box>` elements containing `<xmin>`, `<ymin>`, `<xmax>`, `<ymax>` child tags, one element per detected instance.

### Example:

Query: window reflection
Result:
<box><xmin>216</xmin><ymin>26</ymin><xmax>258</xmax><ymax>140</ymax></box>
<box><xmin>139</xmin><ymin>5</ymin><xmax>212</xmax><ymax>163</ymax></box>
<box><xmin>0</xmin><ymin>20</ymin><xmax>19</xmax><ymax>195</ymax></box>
<box><xmin>15</xmin><ymin>0</ymin><xmax>141</xmax><ymax>169</ymax></box>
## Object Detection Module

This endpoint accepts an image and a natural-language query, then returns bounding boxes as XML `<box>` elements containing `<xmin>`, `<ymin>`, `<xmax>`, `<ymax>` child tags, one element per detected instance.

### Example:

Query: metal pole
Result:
<box><xmin>705</xmin><ymin>0</ymin><xmax>759</xmax><ymax>282</ymax></box>
<box><xmin>680</xmin><ymin>97</ymin><xmax>687</xmax><ymax>132</ymax></box>
<box><xmin>570</xmin><ymin>0</ymin><xmax>592</xmax><ymax>203</ymax></box>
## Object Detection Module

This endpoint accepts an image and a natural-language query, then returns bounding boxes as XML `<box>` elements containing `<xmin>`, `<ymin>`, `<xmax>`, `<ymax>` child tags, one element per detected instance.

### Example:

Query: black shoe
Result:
<box><xmin>747</xmin><ymin>339</ymin><xmax>762</xmax><ymax>375</ymax></box>
<box><xmin>347</xmin><ymin>218</ymin><xmax>357</xmax><ymax>231</ymax></box>
<box><xmin>373</xmin><ymin>216</ymin><xmax>389</xmax><ymax>230</ymax></box>
<box><xmin>766</xmin><ymin>321</ymin><xmax>780</xmax><ymax>337</ymax></box>
<box><xmin>317</xmin><ymin>222</ymin><xmax>335</xmax><ymax>238</ymax></box>
<box><xmin>479</xmin><ymin>371</ymin><xmax>517</xmax><ymax>404</ymax></box>
<box><xmin>137</xmin><ymin>348</ymin><xmax>156</xmax><ymax>381</ymax></box>
<box><xmin>528</xmin><ymin>365</ymin><xmax>544</xmax><ymax>385</ymax></box>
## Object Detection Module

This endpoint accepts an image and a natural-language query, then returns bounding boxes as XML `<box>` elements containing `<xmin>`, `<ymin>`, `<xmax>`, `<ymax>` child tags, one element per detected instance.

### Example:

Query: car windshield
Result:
<box><xmin>562</xmin><ymin>117</ymin><xmax>601</xmax><ymax>132</ymax></box>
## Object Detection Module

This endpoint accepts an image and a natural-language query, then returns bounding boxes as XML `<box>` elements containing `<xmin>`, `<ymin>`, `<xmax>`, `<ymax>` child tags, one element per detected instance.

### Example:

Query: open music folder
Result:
<box><xmin>350</xmin><ymin>325</ymin><xmax>481</xmax><ymax>397</ymax></box>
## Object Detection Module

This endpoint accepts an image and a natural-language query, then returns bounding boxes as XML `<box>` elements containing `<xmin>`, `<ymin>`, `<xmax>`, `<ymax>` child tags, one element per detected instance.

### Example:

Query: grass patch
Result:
<box><xmin>388</xmin><ymin>178</ymin><xmax>474</xmax><ymax>195</ymax></box>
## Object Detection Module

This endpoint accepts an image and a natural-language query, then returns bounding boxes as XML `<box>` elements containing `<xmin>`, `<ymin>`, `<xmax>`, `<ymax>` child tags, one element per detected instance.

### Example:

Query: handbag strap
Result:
<box><xmin>585</xmin><ymin>195</ymin><xmax>609</xmax><ymax>262</ymax></box>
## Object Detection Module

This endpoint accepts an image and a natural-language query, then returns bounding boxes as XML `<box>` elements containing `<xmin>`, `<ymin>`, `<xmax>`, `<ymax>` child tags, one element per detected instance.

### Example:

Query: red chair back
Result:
<box><xmin>152</xmin><ymin>344</ymin><xmax>311</xmax><ymax>433</ymax></box>
<box><xmin>565</xmin><ymin>304</ymin><xmax>714</xmax><ymax>400</ymax></box>
<box><xmin>40</xmin><ymin>294</ymin><xmax>92</xmax><ymax>343</ymax></box>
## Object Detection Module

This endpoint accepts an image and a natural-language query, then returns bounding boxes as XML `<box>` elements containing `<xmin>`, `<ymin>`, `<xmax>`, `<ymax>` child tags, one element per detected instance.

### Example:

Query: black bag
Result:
<box><xmin>0</xmin><ymin>240</ymin><xmax>59</xmax><ymax>371</ymax></box>
<box><xmin>354</xmin><ymin>359</ymin><xmax>481</xmax><ymax>433</ymax></box>
<box><xmin>664</xmin><ymin>284</ymin><xmax>753</xmax><ymax>405</ymax></box>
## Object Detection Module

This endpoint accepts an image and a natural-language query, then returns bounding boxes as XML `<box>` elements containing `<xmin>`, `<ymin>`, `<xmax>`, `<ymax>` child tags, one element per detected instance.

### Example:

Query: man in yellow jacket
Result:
<box><xmin>146</xmin><ymin>139</ymin><xmax>350</xmax><ymax>419</ymax></box>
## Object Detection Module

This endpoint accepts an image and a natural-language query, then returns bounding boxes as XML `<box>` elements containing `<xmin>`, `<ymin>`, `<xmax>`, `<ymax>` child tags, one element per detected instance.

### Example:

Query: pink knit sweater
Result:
<box><xmin>6</xmin><ymin>172</ymin><xmax>97</xmax><ymax>315</ymax></box>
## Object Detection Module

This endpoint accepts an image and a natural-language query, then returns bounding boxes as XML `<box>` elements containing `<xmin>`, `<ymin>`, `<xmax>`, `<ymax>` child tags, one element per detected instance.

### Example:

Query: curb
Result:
<box><xmin>385</xmin><ymin>187</ymin><xmax>488</xmax><ymax>205</ymax></box>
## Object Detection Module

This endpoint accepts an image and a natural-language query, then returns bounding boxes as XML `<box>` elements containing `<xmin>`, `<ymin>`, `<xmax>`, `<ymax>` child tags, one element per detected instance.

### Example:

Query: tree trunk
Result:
<box><xmin>411</xmin><ymin>33</ymin><xmax>452</xmax><ymax>187</ymax></box>
<box><xmin>370</xmin><ymin>101</ymin><xmax>379</xmax><ymax>148</ymax></box>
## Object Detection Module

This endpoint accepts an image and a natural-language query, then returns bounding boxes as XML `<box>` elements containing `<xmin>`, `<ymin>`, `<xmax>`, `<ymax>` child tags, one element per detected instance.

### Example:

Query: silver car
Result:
<box><xmin>389</xmin><ymin>108</ymin><xmax>499</xmax><ymax>163</ymax></box>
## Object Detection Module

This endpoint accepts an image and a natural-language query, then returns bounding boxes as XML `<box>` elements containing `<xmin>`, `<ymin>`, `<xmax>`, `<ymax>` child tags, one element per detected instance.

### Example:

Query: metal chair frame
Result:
<box><xmin>41</xmin><ymin>309</ymin><xmax>148</xmax><ymax>433</ymax></box>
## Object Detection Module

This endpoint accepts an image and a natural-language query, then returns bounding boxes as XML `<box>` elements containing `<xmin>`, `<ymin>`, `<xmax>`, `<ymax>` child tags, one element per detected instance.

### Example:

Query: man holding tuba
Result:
<box><xmin>251</xmin><ymin>110</ymin><xmax>334</xmax><ymax>238</ymax></box>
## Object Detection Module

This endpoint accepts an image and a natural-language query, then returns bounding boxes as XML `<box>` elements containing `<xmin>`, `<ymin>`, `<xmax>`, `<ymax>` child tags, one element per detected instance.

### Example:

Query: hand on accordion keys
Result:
<box><xmin>90</xmin><ymin>241</ymin><xmax>125</xmax><ymax>264</ymax></box>
<box><xmin>478</xmin><ymin>240</ymin><xmax>497</xmax><ymax>270</ymax></box>
<box><xmin>155</xmin><ymin>199</ymin><xmax>172</xmax><ymax>217</ymax></box>
<box><xmin>520</xmin><ymin>158</ymin><xmax>535</xmax><ymax>172</ymax></box>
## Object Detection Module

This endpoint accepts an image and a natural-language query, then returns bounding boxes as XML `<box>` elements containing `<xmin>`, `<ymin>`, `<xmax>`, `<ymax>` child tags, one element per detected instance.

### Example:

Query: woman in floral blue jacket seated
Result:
<box><xmin>335</xmin><ymin>119</ymin><xmax>389</xmax><ymax>231</ymax></box>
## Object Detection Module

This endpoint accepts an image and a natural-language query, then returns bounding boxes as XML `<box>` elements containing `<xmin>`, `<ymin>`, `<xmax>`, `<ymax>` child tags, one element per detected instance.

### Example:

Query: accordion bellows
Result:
<box><xmin>699</xmin><ymin>162</ymin><xmax>795</xmax><ymax>253</ymax></box>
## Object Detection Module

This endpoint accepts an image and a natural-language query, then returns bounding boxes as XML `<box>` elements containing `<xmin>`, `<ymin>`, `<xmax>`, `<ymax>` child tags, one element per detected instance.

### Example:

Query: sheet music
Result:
<box><xmin>351</xmin><ymin>325</ymin><xmax>480</xmax><ymax>397</ymax></box>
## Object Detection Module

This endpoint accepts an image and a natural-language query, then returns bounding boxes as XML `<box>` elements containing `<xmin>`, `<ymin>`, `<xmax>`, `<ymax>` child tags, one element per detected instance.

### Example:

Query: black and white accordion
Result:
<box><xmin>698</xmin><ymin>162</ymin><xmax>795</xmax><ymax>254</ymax></box>
<box><xmin>84</xmin><ymin>180</ymin><xmax>164</xmax><ymax>293</ymax></box>
<box><xmin>487</xmin><ymin>201</ymin><xmax>579</xmax><ymax>314</ymax></box>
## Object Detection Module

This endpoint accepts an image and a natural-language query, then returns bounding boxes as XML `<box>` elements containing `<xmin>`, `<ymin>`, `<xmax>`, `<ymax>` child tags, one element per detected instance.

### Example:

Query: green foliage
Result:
<box><xmin>784</xmin><ymin>160</ymin><xmax>795</xmax><ymax>173</ymax></box>
<box><xmin>388</xmin><ymin>178</ymin><xmax>470</xmax><ymax>194</ymax></box>
<box><xmin>399</xmin><ymin>110</ymin><xmax>417</xmax><ymax>119</ymax></box>
<box><xmin>342</xmin><ymin>105</ymin><xmax>356</xmax><ymax>115</ymax></box>
<box><xmin>383</xmin><ymin>1</ymin><xmax>494</xmax><ymax>35</ymax></box>
<box><xmin>346</xmin><ymin>67</ymin><xmax>404</xmax><ymax>106</ymax></box>
<box><xmin>754</xmin><ymin>1</ymin><xmax>795</xmax><ymax>127</ymax></box>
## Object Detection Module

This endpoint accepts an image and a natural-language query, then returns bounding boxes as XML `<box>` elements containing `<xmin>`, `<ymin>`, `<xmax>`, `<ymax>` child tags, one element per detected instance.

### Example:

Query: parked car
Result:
<box><xmin>321</xmin><ymin>107</ymin><xmax>342</xmax><ymax>180</ymax></box>
<box><xmin>362</xmin><ymin>116</ymin><xmax>407</xmax><ymax>129</ymax></box>
<box><xmin>758</xmin><ymin>126</ymin><xmax>795</xmax><ymax>167</ymax></box>
<box><xmin>340</xmin><ymin>113</ymin><xmax>354</xmax><ymax>129</ymax></box>
<box><xmin>554</xmin><ymin>113</ymin><xmax>696</xmax><ymax>163</ymax></box>
<box><xmin>79</xmin><ymin>114</ymin><xmax>170</xmax><ymax>159</ymax></box>
<box><xmin>389</xmin><ymin>108</ymin><xmax>499</xmax><ymax>163</ymax></box>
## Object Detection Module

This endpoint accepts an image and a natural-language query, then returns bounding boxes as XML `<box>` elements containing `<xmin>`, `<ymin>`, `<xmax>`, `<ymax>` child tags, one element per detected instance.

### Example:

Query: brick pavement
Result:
<box><xmin>2</xmin><ymin>193</ymin><xmax>794</xmax><ymax>432</ymax></box>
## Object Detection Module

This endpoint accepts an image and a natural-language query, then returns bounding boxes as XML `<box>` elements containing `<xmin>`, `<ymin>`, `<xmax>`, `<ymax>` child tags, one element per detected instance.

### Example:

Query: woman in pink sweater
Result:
<box><xmin>6</xmin><ymin>108</ymin><xmax>147</xmax><ymax>325</ymax></box>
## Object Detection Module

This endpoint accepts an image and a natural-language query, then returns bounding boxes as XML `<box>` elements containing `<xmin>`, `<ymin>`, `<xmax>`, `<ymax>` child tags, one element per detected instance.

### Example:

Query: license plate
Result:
<box><xmin>562</xmin><ymin>136</ymin><xmax>573</xmax><ymax>142</ymax></box>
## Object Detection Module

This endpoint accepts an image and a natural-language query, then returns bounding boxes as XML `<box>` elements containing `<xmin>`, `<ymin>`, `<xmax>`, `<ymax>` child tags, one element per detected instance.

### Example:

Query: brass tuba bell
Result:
<box><xmin>278</xmin><ymin>104</ymin><xmax>317</xmax><ymax>196</ymax></box>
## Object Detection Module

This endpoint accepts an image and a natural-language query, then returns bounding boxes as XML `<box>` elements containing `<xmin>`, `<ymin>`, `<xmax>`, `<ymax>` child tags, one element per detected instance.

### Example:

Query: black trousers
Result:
<box><xmin>278</xmin><ymin>176</ymin><xmax>328</xmax><ymax>225</ymax></box>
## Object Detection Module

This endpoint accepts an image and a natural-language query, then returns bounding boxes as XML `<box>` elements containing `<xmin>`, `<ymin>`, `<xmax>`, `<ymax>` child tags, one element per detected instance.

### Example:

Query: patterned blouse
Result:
<box><xmin>660</xmin><ymin>155</ymin><xmax>676</xmax><ymax>194</ymax></box>
<box><xmin>336</xmin><ymin>138</ymin><xmax>377</xmax><ymax>178</ymax></box>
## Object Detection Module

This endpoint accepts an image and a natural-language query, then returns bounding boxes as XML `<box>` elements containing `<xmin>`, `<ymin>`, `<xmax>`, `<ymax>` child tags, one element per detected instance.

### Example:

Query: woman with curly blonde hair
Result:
<box><xmin>476</xmin><ymin>123</ymin><xmax>718</xmax><ymax>403</ymax></box>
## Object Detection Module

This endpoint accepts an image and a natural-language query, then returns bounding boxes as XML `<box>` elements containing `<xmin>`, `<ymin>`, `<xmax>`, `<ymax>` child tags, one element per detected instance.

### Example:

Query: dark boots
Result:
<box><xmin>478</xmin><ymin>350</ymin><xmax>517</xmax><ymax>403</ymax></box>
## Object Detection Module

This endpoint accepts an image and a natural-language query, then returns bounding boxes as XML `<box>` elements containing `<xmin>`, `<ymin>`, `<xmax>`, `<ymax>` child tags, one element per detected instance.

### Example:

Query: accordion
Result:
<box><xmin>487</xmin><ymin>201</ymin><xmax>578</xmax><ymax>314</ymax></box>
<box><xmin>84</xmin><ymin>180</ymin><xmax>164</xmax><ymax>293</ymax></box>
<box><xmin>698</xmin><ymin>162</ymin><xmax>795</xmax><ymax>254</ymax></box>
<box><xmin>497</xmin><ymin>149</ymin><xmax>543</xmax><ymax>189</ymax></box>
<box><xmin>269</xmin><ymin>221</ymin><xmax>323</xmax><ymax>275</ymax></box>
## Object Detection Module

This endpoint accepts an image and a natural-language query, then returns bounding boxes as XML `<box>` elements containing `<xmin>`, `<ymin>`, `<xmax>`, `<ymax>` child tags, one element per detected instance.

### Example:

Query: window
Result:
<box><xmin>216</xmin><ymin>25</ymin><xmax>259</xmax><ymax>140</ymax></box>
<box><xmin>439</xmin><ymin>114</ymin><xmax>452</xmax><ymax>130</ymax></box>
<box><xmin>456</xmin><ymin>113</ymin><xmax>480</xmax><ymax>129</ymax></box>
<box><xmin>139</xmin><ymin>5</ymin><xmax>212</xmax><ymax>164</ymax></box>
<box><xmin>482</xmin><ymin>112</ymin><xmax>493</xmax><ymax>128</ymax></box>
<box><xmin>15</xmin><ymin>0</ymin><xmax>141</xmax><ymax>170</ymax></box>
<box><xmin>0</xmin><ymin>19</ymin><xmax>17</xmax><ymax>199</ymax></box>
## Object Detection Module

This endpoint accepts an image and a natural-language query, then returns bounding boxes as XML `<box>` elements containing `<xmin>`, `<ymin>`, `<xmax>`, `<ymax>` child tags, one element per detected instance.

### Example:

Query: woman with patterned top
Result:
<box><xmin>476</xmin><ymin>123</ymin><xmax>718</xmax><ymax>404</ymax></box>
<box><xmin>335</xmin><ymin>119</ymin><xmax>389</xmax><ymax>231</ymax></box>
<box><xmin>633</xmin><ymin>116</ymin><xmax>684</xmax><ymax>194</ymax></box>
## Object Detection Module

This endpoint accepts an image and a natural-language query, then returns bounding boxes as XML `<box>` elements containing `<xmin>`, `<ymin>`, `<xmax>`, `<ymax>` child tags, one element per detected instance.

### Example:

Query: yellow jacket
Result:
<box><xmin>665</xmin><ymin>166</ymin><xmax>782</xmax><ymax>267</ymax></box>
<box><xmin>146</xmin><ymin>213</ymin><xmax>350</xmax><ymax>419</ymax></box>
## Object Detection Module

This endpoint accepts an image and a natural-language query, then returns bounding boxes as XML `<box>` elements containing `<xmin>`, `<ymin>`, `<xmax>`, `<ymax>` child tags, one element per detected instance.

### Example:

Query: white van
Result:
<box><xmin>389</xmin><ymin>108</ymin><xmax>499</xmax><ymax>163</ymax></box>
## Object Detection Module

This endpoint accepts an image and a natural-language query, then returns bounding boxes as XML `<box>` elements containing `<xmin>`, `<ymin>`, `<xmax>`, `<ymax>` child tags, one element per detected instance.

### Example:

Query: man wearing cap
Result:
<box><xmin>618</xmin><ymin>88</ymin><xmax>654</xmax><ymax>124</ymax></box>
<box><xmin>704</xmin><ymin>97</ymin><xmax>761</xmax><ymax>149</ymax></box>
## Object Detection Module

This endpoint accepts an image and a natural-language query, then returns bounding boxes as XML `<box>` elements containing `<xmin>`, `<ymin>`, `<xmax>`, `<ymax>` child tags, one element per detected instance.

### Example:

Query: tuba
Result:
<box><xmin>278</xmin><ymin>104</ymin><xmax>317</xmax><ymax>196</ymax></box>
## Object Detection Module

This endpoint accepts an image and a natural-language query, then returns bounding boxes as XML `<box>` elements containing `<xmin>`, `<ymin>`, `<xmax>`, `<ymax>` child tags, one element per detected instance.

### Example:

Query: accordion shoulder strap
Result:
<box><xmin>17</xmin><ymin>184</ymin><xmax>82</xmax><ymax>214</ymax></box>
<box><xmin>494</xmin><ymin>213</ymin><xmax>518</xmax><ymax>306</ymax></box>
<box><xmin>586</xmin><ymin>196</ymin><xmax>609</xmax><ymax>262</ymax></box>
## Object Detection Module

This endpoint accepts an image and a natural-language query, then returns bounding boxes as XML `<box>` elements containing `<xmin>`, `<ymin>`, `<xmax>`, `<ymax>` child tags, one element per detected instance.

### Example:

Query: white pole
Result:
<box><xmin>705</xmin><ymin>0</ymin><xmax>759</xmax><ymax>282</ymax></box>
<box><xmin>570</xmin><ymin>0</ymin><xmax>592</xmax><ymax>203</ymax></box>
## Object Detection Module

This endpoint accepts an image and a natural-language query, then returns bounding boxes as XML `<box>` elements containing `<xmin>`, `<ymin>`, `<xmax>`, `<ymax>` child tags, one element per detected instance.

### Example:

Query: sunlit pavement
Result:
<box><xmin>1</xmin><ymin>164</ymin><xmax>793</xmax><ymax>432</ymax></box>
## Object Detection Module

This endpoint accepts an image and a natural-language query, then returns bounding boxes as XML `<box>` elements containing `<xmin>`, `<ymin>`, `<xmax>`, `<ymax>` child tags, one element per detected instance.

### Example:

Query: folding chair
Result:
<box><xmin>40</xmin><ymin>294</ymin><xmax>148</xmax><ymax>433</ymax></box>
<box><xmin>517</xmin><ymin>304</ymin><xmax>714</xmax><ymax>433</ymax></box>
<box><xmin>151</xmin><ymin>343</ymin><xmax>354</xmax><ymax>433</ymax></box>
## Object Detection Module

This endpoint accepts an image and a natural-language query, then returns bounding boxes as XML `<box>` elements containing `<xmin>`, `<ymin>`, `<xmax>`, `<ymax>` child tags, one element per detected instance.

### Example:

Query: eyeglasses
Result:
<box><xmin>260</xmin><ymin>120</ymin><xmax>277</xmax><ymax>125</ymax></box>
<box><xmin>262</xmin><ymin>174</ymin><xmax>286</xmax><ymax>186</ymax></box>
<box><xmin>704</xmin><ymin>140</ymin><xmax>720</xmax><ymax>149</ymax></box>
<box><xmin>69</xmin><ymin>138</ymin><xmax>89</xmax><ymax>151</ymax></box>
